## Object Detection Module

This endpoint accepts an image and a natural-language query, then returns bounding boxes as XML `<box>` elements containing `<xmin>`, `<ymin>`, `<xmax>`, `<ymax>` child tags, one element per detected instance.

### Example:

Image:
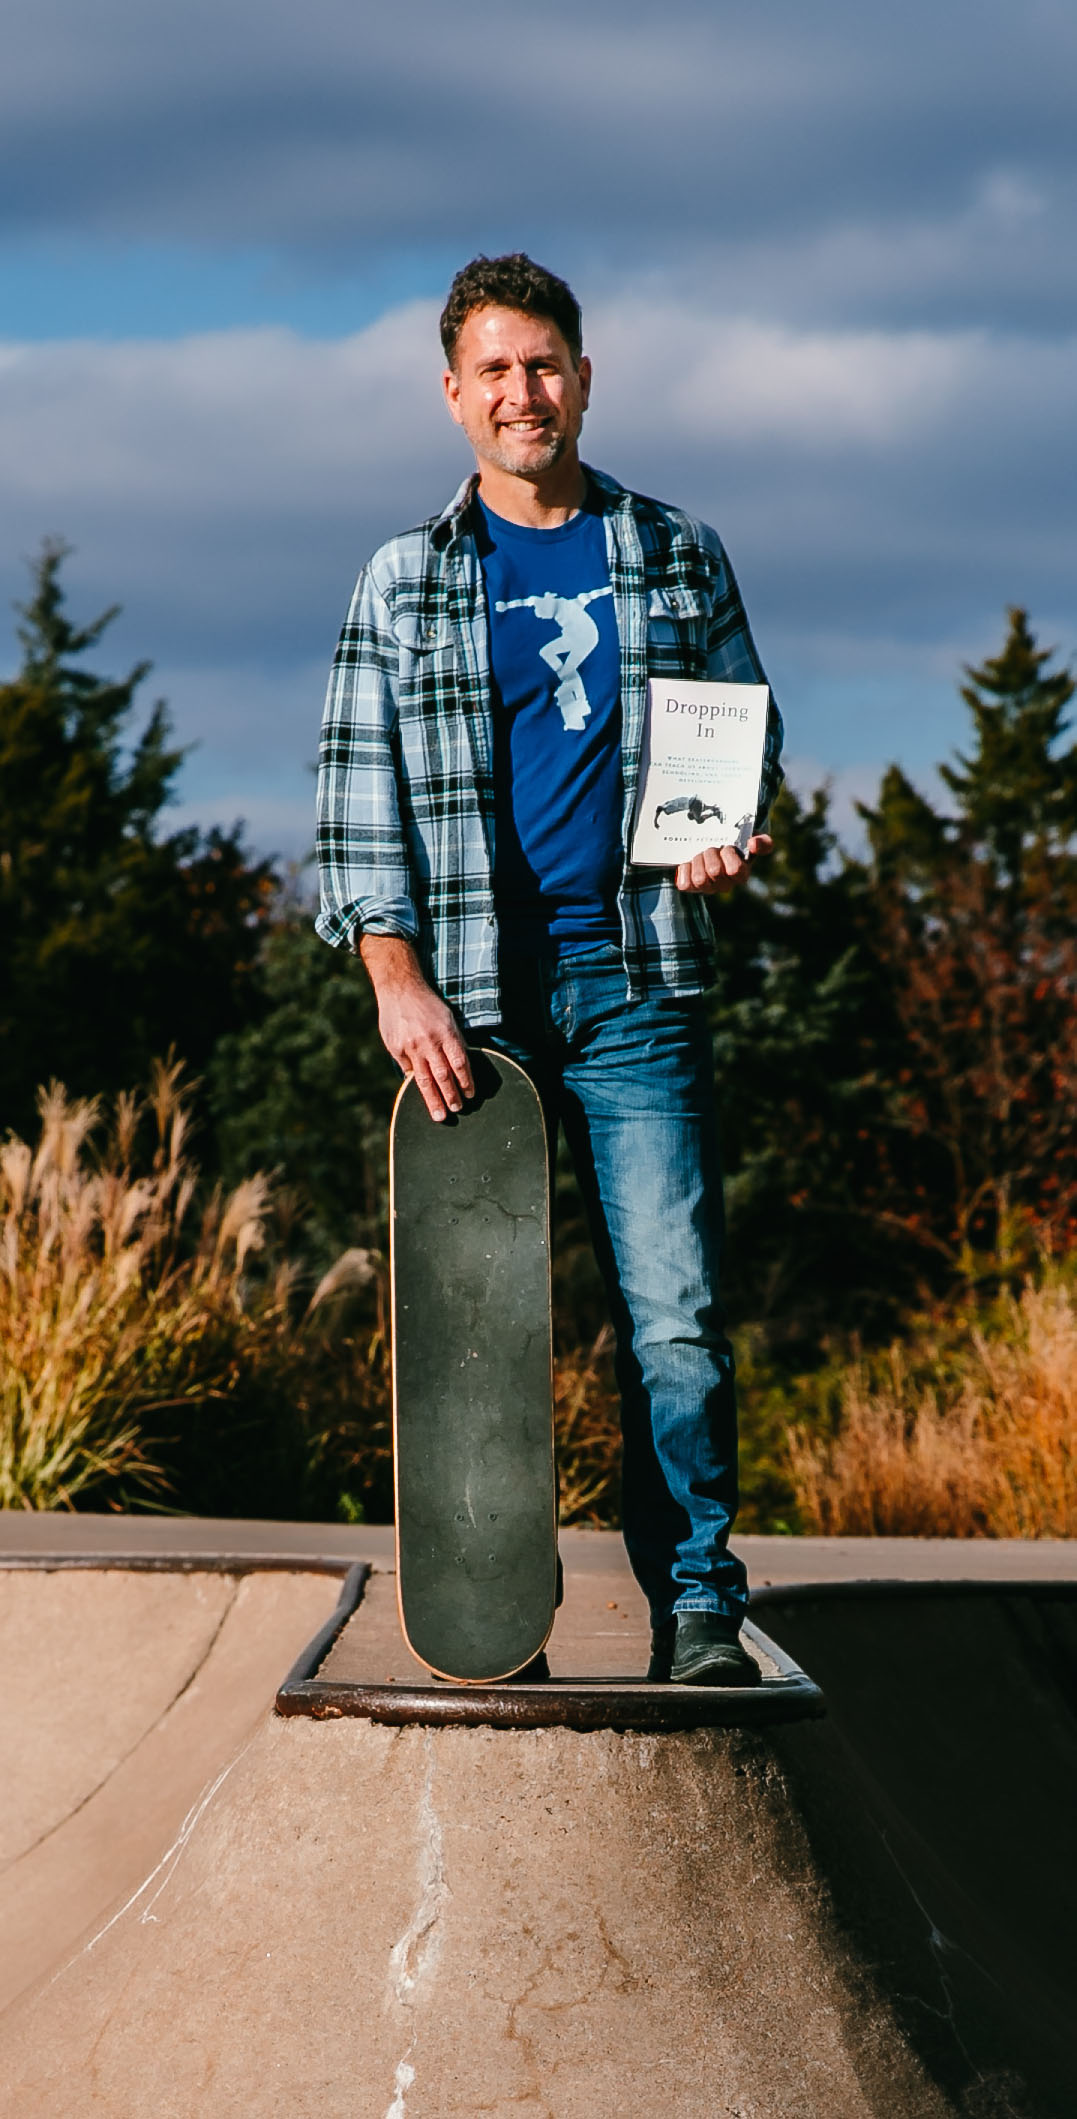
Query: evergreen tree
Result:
<box><xmin>940</xmin><ymin>607</ymin><xmax>1077</xmax><ymax>892</ymax></box>
<box><xmin>858</xmin><ymin>763</ymin><xmax>950</xmax><ymax>888</ymax></box>
<box><xmin>0</xmin><ymin>545</ymin><xmax>277</xmax><ymax>1130</ymax></box>
<box><xmin>857</xmin><ymin>611</ymin><xmax>1077</xmax><ymax>1277</ymax></box>
<box><xmin>703</xmin><ymin>785</ymin><xmax>906</xmax><ymax>1349</ymax></box>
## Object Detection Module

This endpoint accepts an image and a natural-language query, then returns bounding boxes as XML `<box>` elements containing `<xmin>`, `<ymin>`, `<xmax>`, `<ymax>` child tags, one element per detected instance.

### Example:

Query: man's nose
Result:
<box><xmin>503</xmin><ymin>361</ymin><xmax>544</xmax><ymax>405</ymax></box>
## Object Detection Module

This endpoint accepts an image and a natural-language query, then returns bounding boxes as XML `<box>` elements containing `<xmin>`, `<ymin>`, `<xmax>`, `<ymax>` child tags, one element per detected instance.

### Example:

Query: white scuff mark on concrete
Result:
<box><xmin>46</xmin><ymin>1738</ymin><xmax>255</xmax><ymax>1987</ymax></box>
<box><xmin>385</xmin><ymin>2056</ymin><xmax>416</xmax><ymax>2118</ymax></box>
<box><xmin>875</xmin><ymin>1823</ymin><xmax>989</xmax><ymax>2065</ymax></box>
<box><xmin>383</xmin><ymin>1733</ymin><xmax>449</xmax><ymax>2116</ymax></box>
<box><xmin>388</xmin><ymin>1733</ymin><xmax>448</xmax><ymax>2003</ymax></box>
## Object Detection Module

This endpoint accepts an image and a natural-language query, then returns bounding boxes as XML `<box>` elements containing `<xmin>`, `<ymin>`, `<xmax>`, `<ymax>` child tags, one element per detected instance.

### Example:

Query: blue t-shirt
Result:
<box><xmin>476</xmin><ymin>491</ymin><xmax>624</xmax><ymax>954</ymax></box>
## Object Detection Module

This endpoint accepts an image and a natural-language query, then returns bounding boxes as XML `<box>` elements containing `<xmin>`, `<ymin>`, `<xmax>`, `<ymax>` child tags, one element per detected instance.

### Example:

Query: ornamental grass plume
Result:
<box><xmin>0</xmin><ymin>1061</ymin><xmax>295</xmax><ymax>1511</ymax></box>
<box><xmin>788</xmin><ymin>1280</ymin><xmax>1077</xmax><ymax>1537</ymax></box>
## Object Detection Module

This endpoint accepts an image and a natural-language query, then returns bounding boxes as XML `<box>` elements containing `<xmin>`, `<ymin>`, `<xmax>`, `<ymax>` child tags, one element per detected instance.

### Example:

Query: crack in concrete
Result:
<box><xmin>384</xmin><ymin>2056</ymin><xmax>416</xmax><ymax>2119</ymax></box>
<box><xmin>384</xmin><ymin>1734</ymin><xmax>450</xmax><ymax>2117</ymax></box>
<box><xmin>1</xmin><ymin>1577</ymin><xmax>241</xmax><ymax>1877</ymax></box>
<box><xmin>500</xmin><ymin>1904</ymin><xmax>648</xmax><ymax>2118</ymax></box>
<box><xmin>388</xmin><ymin>1737</ymin><xmax>448</xmax><ymax>2003</ymax></box>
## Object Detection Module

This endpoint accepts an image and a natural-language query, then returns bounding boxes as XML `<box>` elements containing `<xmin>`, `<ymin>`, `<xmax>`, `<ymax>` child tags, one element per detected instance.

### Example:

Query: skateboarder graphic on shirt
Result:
<box><xmin>494</xmin><ymin>585</ymin><xmax>613</xmax><ymax>730</ymax></box>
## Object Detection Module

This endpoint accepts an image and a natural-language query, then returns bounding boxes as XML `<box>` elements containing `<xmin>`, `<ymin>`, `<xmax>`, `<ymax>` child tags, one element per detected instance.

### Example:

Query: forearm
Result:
<box><xmin>356</xmin><ymin>931</ymin><xmax>428</xmax><ymax>1001</ymax></box>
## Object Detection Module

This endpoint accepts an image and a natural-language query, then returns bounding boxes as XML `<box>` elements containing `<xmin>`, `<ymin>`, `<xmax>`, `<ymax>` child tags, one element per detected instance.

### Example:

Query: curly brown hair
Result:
<box><xmin>439</xmin><ymin>253</ymin><xmax>583</xmax><ymax>370</ymax></box>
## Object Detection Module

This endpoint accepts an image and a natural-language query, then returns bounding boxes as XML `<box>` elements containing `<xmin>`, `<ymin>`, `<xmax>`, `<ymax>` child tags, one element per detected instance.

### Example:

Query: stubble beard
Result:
<box><xmin>481</xmin><ymin>422</ymin><xmax>571</xmax><ymax>480</ymax></box>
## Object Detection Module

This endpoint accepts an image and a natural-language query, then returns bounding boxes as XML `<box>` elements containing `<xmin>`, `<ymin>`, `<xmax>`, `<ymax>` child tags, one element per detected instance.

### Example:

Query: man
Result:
<box><xmin>316</xmin><ymin>253</ymin><xmax>783</xmax><ymax>1685</ymax></box>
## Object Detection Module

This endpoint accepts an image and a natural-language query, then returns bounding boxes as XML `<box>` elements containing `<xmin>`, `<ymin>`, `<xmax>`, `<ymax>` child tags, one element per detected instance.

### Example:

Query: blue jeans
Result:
<box><xmin>486</xmin><ymin>941</ymin><xmax>748</xmax><ymax>1631</ymax></box>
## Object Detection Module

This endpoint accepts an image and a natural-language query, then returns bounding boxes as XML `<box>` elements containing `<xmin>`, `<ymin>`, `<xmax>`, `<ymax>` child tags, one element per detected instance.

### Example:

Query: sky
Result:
<box><xmin>3</xmin><ymin>0</ymin><xmax>1075</xmax><ymax>861</ymax></box>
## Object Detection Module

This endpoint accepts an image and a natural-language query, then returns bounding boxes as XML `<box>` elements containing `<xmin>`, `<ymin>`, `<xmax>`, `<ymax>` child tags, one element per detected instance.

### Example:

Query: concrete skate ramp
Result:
<box><xmin>0</xmin><ymin>1561</ymin><xmax>341</xmax><ymax>2020</ymax></box>
<box><xmin>0</xmin><ymin>1565</ymin><xmax>1072</xmax><ymax>2118</ymax></box>
<box><xmin>757</xmin><ymin>1582</ymin><xmax>1077</xmax><ymax>2119</ymax></box>
<box><xmin>1</xmin><ymin>1709</ymin><xmax>955</xmax><ymax>2119</ymax></box>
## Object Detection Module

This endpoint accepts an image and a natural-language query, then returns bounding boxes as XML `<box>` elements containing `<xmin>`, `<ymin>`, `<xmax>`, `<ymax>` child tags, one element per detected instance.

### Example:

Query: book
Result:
<box><xmin>629</xmin><ymin>678</ymin><xmax>770</xmax><ymax>866</ymax></box>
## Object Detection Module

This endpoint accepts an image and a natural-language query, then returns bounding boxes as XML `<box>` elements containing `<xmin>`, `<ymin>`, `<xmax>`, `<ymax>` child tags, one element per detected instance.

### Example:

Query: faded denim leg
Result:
<box><xmin>488</xmin><ymin>943</ymin><xmax>748</xmax><ymax>1632</ymax></box>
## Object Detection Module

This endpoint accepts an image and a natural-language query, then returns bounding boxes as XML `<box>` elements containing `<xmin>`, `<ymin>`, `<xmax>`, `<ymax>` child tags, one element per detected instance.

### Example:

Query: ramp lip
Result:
<box><xmin>0</xmin><ymin>1555</ymin><xmax>821</xmax><ymax>1730</ymax></box>
<box><xmin>274</xmin><ymin>1606</ymin><xmax>824</xmax><ymax>1730</ymax></box>
<box><xmin>276</xmin><ymin>1563</ymin><xmax>370</xmax><ymax>1691</ymax></box>
<box><xmin>21</xmin><ymin>1562</ymin><xmax>1067</xmax><ymax>1734</ymax></box>
<box><xmin>0</xmin><ymin>1552</ymin><xmax>356</xmax><ymax>1576</ymax></box>
<box><xmin>273</xmin><ymin>1671</ymin><xmax>823</xmax><ymax>1731</ymax></box>
<box><xmin>0</xmin><ymin>1554</ymin><xmax>820</xmax><ymax>1729</ymax></box>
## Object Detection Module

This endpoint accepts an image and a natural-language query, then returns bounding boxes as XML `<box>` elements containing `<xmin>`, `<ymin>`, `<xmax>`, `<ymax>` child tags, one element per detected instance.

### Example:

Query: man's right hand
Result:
<box><xmin>358</xmin><ymin>934</ymin><xmax>475</xmax><ymax>1121</ymax></box>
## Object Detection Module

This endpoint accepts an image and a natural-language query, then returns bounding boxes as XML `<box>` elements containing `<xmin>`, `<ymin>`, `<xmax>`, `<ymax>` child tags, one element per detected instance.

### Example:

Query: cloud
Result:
<box><xmin>1</xmin><ymin>291</ymin><xmax>1073</xmax><ymax>857</ymax></box>
<box><xmin>0</xmin><ymin>305</ymin><xmax>462</xmax><ymax>656</ymax></box>
<box><xmin>587</xmin><ymin>311</ymin><xmax>974</xmax><ymax>448</ymax></box>
<box><xmin>1</xmin><ymin>0</ymin><xmax>1075</xmax><ymax>340</ymax></box>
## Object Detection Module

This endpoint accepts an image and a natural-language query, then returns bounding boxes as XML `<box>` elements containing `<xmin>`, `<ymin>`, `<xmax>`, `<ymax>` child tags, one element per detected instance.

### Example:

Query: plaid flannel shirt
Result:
<box><xmin>316</xmin><ymin>465</ymin><xmax>783</xmax><ymax>1025</ymax></box>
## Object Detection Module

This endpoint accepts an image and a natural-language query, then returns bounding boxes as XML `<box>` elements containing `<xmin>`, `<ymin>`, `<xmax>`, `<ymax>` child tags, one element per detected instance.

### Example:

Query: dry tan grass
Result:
<box><xmin>0</xmin><ymin>1064</ymin><xmax>361</xmax><ymax>1511</ymax></box>
<box><xmin>788</xmin><ymin>1281</ymin><xmax>1077</xmax><ymax>1536</ymax></box>
<box><xmin>25</xmin><ymin>1060</ymin><xmax>1072</xmax><ymax>1539</ymax></box>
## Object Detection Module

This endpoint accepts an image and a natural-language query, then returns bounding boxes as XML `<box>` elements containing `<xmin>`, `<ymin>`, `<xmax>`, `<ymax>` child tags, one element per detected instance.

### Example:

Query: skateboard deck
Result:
<box><xmin>391</xmin><ymin>1047</ymin><xmax>557</xmax><ymax>1682</ymax></box>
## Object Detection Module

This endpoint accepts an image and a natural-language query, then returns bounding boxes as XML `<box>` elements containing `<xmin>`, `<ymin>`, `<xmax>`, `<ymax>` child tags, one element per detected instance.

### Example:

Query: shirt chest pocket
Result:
<box><xmin>646</xmin><ymin>587</ymin><xmax>709</xmax><ymax>678</ymax></box>
<box><xmin>390</xmin><ymin>611</ymin><xmax>458</xmax><ymax>717</ymax></box>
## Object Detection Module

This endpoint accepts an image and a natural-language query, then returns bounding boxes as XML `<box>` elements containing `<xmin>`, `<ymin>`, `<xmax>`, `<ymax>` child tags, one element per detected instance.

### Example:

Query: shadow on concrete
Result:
<box><xmin>756</xmin><ymin>1582</ymin><xmax>1077</xmax><ymax>2119</ymax></box>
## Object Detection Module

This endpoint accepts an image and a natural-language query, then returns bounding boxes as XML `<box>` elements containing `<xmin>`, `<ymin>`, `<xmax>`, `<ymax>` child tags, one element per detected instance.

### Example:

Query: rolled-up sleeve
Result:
<box><xmin>703</xmin><ymin>536</ymin><xmax>785</xmax><ymax>833</ymax></box>
<box><xmin>314</xmin><ymin>566</ymin><xmax>419</xmax><ymax>951</ymax></box>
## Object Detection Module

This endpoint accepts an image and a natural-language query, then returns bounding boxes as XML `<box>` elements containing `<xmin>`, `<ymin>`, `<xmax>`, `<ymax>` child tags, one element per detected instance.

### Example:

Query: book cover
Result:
<box><xmin>629</xmin><ymin>679</ymin><xmax>770</xmax><ymax>866</ymax></box>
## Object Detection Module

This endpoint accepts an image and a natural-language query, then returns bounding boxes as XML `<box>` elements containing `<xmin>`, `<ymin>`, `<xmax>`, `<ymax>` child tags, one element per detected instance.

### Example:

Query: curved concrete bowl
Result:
<box><xmin>0</xmin><ymin>1554</ymin><xmax>1073</xmax><ymax>2117</ymax></box>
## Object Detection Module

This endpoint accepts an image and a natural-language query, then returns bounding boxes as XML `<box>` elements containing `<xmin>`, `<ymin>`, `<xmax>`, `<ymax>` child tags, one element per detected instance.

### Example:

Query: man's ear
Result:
<box><xmin>577</xmin><ymin>353</ymin><xmax>592</xmax><ymax>411</ymax></box>
<box><xmin>443</xmin><ymin>367</ymin><xmax>464</xmax><ymax>427</ymax></box>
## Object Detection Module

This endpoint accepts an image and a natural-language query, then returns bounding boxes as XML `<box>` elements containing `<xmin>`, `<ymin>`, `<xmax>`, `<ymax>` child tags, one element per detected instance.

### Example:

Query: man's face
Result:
<box><xmin>443</xmin><ymin>305</ymin><xmax>591</xmax><ymax>481</ymax></box>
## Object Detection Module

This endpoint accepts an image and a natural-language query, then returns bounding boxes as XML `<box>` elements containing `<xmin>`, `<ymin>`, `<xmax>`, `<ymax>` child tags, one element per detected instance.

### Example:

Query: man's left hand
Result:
<box><xmin>674</xmin><ymin>835</ymin><xmax>773</xmax><ymax>895</ymax></box>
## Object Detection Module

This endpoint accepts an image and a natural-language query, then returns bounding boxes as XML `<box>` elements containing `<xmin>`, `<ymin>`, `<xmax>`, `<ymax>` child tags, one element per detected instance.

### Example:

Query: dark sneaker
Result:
<box><xmin>670</xmin><ymin>1612</ymin><xmax>761</xmax><ymax>1688</ymax></box>
<box><xmin>647</xmin><ymin>1620</ymin><xmax>676</xmax><ymax>1682</ymax></box>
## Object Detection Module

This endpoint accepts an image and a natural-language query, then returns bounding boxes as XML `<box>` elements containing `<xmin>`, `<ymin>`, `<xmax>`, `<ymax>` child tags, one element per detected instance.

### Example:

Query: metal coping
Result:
<box><xmin>273</xmin><ymin>1565</ymin><xmax>824</xmax><ymax>1731</ymax></box>
<box><xmin>0</xmin><ymin>1553</ymin><xmax>356</xmax><ymax>1577</ymax></box>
